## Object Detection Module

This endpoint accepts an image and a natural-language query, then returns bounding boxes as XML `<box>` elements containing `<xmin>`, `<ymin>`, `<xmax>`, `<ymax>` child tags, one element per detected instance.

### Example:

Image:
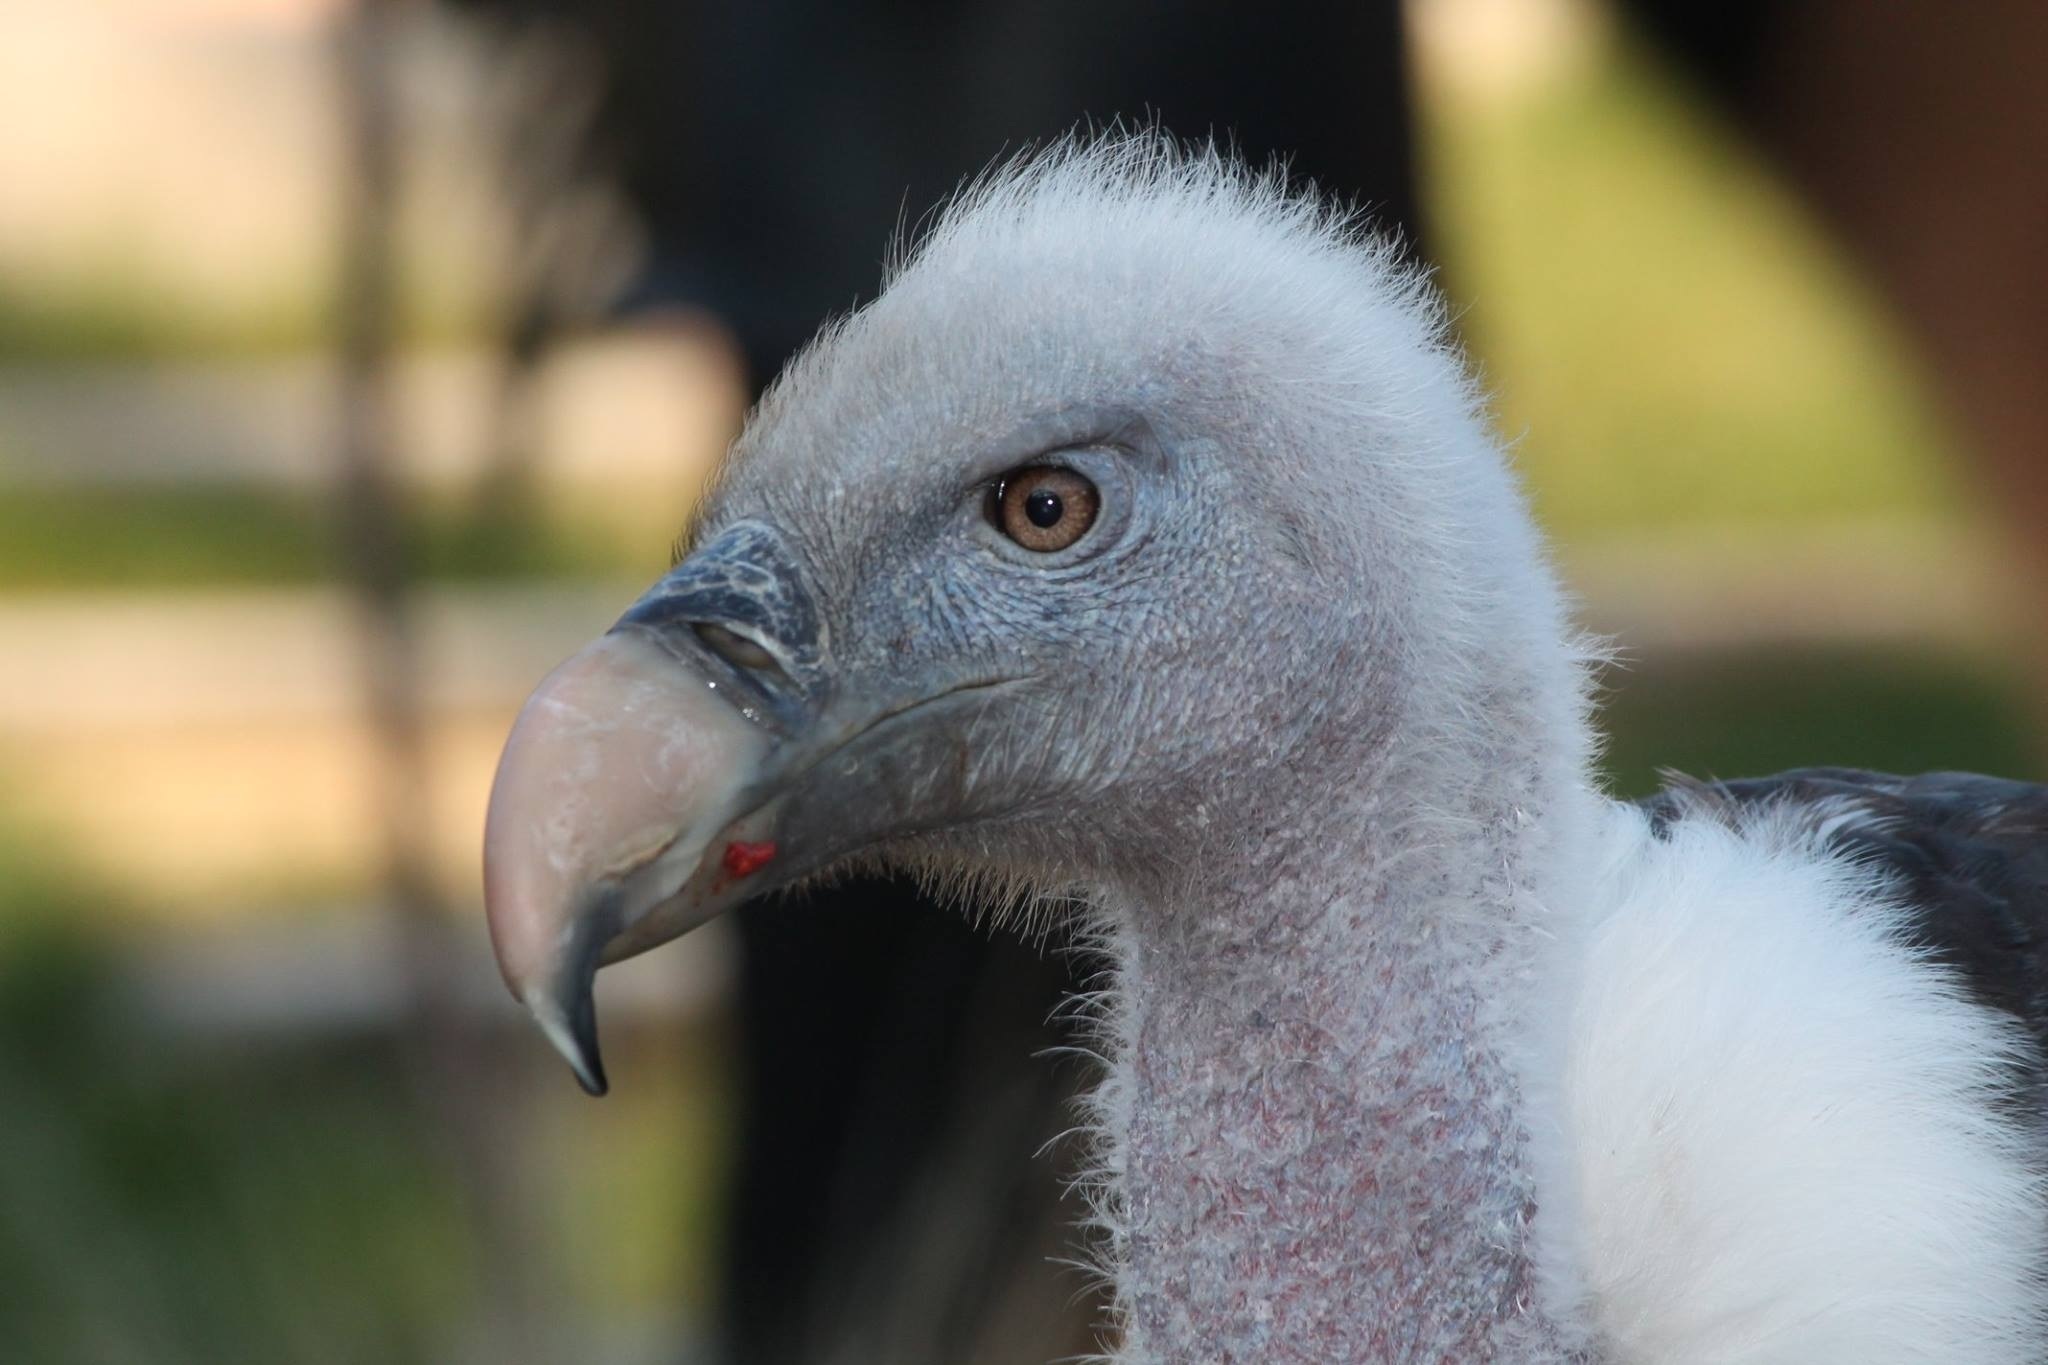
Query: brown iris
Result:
<box><xmin>992</xmin><ymin>466</ymin><xmax>1100</xmax><ymax>552</ymax></box>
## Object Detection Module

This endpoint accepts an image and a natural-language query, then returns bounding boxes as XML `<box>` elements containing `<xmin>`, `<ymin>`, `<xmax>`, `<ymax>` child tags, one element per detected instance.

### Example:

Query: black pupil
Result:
<box><xmin>1024</xmin><ymin>487</ymin><xmax>1064</xmax><ymax>528</ymax></box>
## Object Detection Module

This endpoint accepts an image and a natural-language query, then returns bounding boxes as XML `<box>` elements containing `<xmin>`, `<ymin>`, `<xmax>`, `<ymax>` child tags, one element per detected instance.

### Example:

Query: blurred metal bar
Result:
<box><xmin>333</xmin><ymin>3</ymin><xmax>556</xmax><ymax>1358</ymax></box>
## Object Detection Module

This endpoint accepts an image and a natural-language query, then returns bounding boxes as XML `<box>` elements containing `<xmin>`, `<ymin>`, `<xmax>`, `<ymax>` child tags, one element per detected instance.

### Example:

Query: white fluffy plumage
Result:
<box><xmin>1540</xmin><ymin>805</ymin><xmax>2045</xmax><ymax>1363</ymax></box>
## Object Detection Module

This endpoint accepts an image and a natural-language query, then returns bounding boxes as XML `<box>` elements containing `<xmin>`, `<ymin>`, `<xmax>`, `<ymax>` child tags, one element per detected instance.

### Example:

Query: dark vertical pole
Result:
<box><xmin>333</xmin><ymin>4</ymin><xmax>553</xmax><ymax>1357</ymax></box>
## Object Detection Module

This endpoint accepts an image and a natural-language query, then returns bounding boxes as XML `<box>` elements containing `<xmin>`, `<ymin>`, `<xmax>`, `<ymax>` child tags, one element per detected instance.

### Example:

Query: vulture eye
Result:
<box><xmin>991</xmin><ymin>466</ymin><xmax>1099</xmax><ymax>552</ymax></box>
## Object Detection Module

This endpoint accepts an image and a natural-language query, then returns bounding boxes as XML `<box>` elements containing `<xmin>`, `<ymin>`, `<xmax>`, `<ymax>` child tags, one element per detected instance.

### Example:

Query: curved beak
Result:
<box><xmin>483</xmin><ymin>629</ymin><xmax>769</xmax><ymax>1094</ymax></box>
<box><xmin>483</xmin><ymin>520</ymin><xmax>1019</xmax><ymax>1095</ymax></box>
<box><xmin>484</xmin><ymin>519</ymin><xmax>826</xmax><ymax>1094</ymax></box>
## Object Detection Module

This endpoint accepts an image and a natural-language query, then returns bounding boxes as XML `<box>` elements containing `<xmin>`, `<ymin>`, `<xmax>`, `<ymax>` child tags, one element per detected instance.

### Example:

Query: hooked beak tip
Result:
<box><xmin>531</xmin><ymin>989</ymin><xmax>609</xmax><ymax>1096</ymax></box>
<box><xmin>525</xmin><ymin>957</ymin><xmax>609</xmax><ymax>1098</ymax></box>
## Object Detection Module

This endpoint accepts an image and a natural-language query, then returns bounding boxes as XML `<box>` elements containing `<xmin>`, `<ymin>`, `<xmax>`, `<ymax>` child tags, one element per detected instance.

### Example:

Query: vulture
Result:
<box><xmin>482</xmin><ymin>137</ymin><xmax>2048</xmax><ymax>1362</ymax></box>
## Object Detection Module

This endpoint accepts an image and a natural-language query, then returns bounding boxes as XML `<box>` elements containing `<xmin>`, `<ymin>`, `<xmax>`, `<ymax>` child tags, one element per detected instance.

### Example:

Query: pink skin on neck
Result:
<box><xmin>1096</xmin><ymin>793</ymin><xmax>1588</xmax><ymax>1364</ymax></box>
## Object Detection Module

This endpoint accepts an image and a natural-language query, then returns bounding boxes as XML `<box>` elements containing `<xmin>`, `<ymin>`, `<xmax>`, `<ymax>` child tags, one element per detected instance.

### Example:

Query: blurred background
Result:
<box><xmin>0</xmin><ymin>0</ymin><xmax>2040</xmax><ymax>1361</ymax></box>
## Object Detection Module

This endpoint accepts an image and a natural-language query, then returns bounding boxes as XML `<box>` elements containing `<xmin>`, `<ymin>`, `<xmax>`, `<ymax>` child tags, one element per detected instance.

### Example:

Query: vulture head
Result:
<box><xmin>485</xmin><ymin>137</ymin><xmax>1601</xmax><ymax>1356</ymax></box>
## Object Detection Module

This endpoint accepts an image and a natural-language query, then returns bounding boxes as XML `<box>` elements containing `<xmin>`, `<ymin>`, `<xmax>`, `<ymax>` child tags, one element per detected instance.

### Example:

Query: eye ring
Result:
<box><xmin>988</xmin><ymin>466</ymin><xmax>1100</xmax><ymax>553</ymax></box>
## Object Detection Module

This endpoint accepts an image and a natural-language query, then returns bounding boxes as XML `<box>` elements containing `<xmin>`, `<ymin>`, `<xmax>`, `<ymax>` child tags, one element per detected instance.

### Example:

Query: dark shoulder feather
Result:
<box><xmin>1637</xmin><ymin>768</ymin><xmax>2048</xmax><ymax>1061</ymax></box>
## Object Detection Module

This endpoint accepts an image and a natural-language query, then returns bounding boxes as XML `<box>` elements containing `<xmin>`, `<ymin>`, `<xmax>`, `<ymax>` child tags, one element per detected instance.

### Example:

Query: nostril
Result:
<box><xmin>693</xmin><ymin>622</ymin><xmax>783</xmax><ymax>675</ymax></box>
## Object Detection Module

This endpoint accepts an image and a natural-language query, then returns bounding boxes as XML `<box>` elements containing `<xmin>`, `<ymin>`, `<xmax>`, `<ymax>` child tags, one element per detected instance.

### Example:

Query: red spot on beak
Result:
<box><xmin>721</xmin><ymin>840</ymin><xmax>777</xmax><ymax>879</ymax></box>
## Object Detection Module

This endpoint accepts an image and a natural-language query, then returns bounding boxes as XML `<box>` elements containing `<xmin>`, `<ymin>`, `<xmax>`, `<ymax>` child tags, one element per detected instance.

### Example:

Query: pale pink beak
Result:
<box><xmin>483</xmin><ymin>630</ymin><xmax>766</xmax><ymax>1093</ymax></box>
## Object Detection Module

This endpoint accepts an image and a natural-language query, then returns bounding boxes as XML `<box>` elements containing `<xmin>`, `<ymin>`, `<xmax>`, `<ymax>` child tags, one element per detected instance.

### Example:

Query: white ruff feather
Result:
<box><xmin>1536</xmin><ymin>804</ymin><xmax>2047</xmax><ymax>1363</ymax></box>
<box><xmin>843</xmin><ymin>137</ymin><xmax>2048</xmax><ymax>1362</ymax></box>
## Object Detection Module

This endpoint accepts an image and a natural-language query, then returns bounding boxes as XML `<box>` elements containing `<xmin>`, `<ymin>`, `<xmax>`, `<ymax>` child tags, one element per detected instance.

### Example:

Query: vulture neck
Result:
<box><xmin>1102</xmin><ymin>653</ymin><xmax>1595</xmax><ymax>1362</ymax></box>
